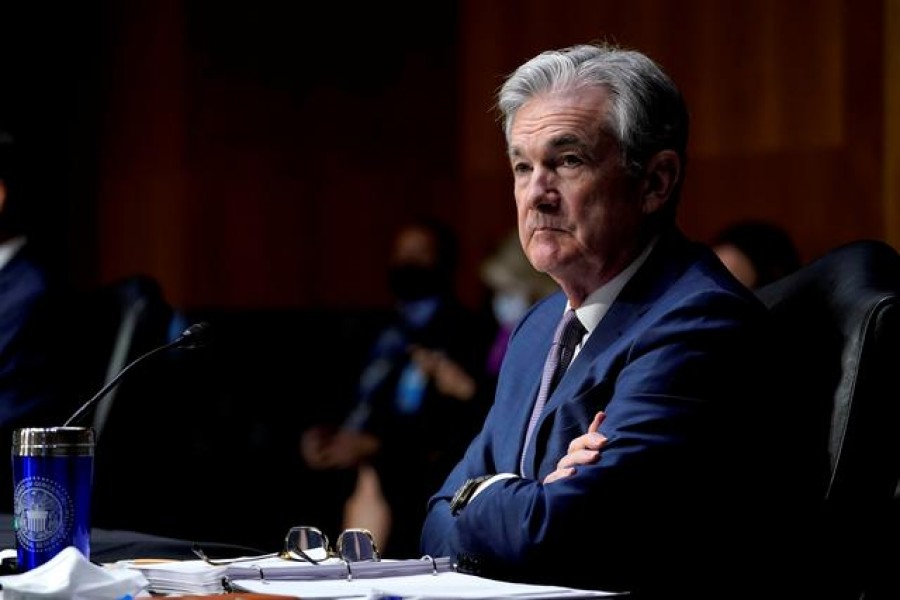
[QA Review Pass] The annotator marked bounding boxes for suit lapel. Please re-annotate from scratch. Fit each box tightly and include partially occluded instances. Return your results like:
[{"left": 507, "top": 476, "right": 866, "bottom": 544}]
[
  {"left": 522, "top": 230, "right": 697, "bottom": 476},
  {"left": 504, "top": 293, "right": 566, "bottom": 475}
]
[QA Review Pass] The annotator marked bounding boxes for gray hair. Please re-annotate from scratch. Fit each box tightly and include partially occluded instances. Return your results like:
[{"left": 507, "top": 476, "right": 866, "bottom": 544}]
[{"left": 496, "top": 43, "right": 689, "bottom": 181}]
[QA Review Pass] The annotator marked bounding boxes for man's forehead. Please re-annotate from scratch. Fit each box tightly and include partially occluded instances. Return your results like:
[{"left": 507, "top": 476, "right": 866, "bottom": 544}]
[{"left": 509, "top": 88, "right": 611, "bottom": 150}]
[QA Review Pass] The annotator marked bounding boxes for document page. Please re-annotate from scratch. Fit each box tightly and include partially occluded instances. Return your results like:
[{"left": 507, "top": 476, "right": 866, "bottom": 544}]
[{"left": 231, "top": 571, "right": 625, "bottom": 599}]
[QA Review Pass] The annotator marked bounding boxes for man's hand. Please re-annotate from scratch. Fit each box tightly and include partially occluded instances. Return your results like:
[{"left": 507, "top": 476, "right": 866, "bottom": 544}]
[{"left": 543, "top": 411, "right": 607, "bottom": 484}]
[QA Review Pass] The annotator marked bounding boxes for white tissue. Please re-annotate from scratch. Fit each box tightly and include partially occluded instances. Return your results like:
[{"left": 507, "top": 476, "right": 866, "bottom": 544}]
[{"left": 0, "top": 546, "right": 149, "bottom": 600}]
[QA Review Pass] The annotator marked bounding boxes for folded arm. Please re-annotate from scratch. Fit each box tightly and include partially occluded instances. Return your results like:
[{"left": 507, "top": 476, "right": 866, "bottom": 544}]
[{"left": 420, "top": 294, "right": 769, "bottom": 589}]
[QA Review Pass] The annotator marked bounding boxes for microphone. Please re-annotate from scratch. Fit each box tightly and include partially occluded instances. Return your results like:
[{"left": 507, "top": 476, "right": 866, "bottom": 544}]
[
  {"left": 63, "top": 321, "right": 211, "bottom": 427},
  {"left": 172, "top": 321, "right": 210, "bottom": 349}
]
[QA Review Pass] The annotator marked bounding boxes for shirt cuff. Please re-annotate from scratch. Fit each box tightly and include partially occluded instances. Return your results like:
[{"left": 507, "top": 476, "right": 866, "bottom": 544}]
[{"left": 470, "top": 472, "right": 518, "bottom": 502}]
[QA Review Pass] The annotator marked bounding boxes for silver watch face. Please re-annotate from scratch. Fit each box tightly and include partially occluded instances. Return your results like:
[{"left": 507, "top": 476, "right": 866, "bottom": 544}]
[{"left": 450, "top": 476, "right": 491, "bottom": 515}]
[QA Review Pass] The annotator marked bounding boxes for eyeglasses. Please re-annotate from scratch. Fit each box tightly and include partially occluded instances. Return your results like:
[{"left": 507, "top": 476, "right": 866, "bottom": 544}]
[
  {"left": 282, "top": 526, "right": 379, "bottom": 564},
  {"left": 193, "top": 525, "right": 379, "bottom": 566}
]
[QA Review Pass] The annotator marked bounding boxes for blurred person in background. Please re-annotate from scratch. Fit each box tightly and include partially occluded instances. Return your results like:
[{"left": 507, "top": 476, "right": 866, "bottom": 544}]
[
  {"left": 480, "top": 230, "right": 558, "bottom": 382},
  {"left": 711, "top": 219, "right": 801, "bottom": 289},
  {"left": 0, "top": 128, "right": 61, "bottom": 429},
  {"left": 0, "top": 127, "right": 65, "bottom": 510},
  {"left": 300, "top": 217, "right": 494, "bottom": 558}
]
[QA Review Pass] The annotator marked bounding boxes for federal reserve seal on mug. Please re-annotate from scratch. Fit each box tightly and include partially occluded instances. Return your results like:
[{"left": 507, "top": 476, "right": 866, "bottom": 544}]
[
  {"left": 11, "top": 426, "right": 95, "bottom": 571},
  {"left": 14, "top": 475, "right": 73, "bottom": 552}
]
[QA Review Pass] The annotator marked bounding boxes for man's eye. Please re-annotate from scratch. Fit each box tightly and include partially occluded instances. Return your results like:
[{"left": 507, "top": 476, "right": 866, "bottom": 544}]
[
  {"left": 512, "top": 162, "right": 532, "bottom": 175},
  {"left": 560, "top": 154, "right": 583, "bottom": 167}
]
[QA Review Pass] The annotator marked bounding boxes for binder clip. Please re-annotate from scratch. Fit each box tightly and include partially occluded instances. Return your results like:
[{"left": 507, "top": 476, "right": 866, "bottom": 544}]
[
  {"left": 343, "top": 558, "right": 353, "bottom": 582},
  {"left": 421, "top": 554, "right": 439, "bottom": 575},
  {"left": 251, "top": 564, "right": 267, "bottom": 583}
]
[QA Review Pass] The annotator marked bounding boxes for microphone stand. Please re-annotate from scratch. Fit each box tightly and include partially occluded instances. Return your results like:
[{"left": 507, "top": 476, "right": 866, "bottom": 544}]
[{"left": 63, "top": 323, "right": 209, "bottom": 427}]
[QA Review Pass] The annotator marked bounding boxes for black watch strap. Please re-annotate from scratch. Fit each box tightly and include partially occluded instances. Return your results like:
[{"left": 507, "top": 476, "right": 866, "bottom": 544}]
[{"left": 449, "top": 475, "right": 493, "bottom": 516}]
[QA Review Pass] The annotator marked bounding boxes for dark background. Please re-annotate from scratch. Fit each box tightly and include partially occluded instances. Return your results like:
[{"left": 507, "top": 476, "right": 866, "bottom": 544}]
[
  {"left": 0, "top": 0, "right": 896, "bottom": 552},
  {"left": 0, "top": 1, "right": 895, "bottom": 312}
]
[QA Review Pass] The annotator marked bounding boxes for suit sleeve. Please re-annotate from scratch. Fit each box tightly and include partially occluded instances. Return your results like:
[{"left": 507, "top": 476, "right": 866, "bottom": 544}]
[{"left": 419, "top": 394, "right": 508, "bottom": 557}]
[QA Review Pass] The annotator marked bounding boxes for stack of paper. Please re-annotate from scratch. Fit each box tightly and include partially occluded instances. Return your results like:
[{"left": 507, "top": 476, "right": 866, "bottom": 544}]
[
  {"left": 114, "top": 559, "right": 227, "bottom": 595},
  {"left": 115, "top": 555, "right": 627, "bottom": 599}
]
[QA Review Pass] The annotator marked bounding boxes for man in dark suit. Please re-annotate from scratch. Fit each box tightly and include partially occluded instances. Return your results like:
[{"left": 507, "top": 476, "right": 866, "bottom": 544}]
[
  {"left": 0, "top": 129, "right": 59, "bottom": 430},
  {"left": 420, "top": 44, "right": 815, "bottom": 599},
  {"left": 0, "top": 128, "right": 65, "bottom": 511}
]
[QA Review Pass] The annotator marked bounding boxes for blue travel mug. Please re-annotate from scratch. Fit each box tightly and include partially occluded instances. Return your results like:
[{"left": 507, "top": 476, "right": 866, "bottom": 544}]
[{"left": 11, "top": 427, "right": 95, "bottom": 571}]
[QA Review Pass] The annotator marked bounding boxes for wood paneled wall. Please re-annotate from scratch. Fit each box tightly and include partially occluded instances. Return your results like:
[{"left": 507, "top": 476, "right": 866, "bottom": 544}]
[
  {"left": 89, "top": 2, "right": 463, "bottom": 309},
  {"left": 887, "top": 0, "right": 900, "bottom": 243},
  {"left": 82, "top": 0, "right": 893, "bottom": 310},
  {"left": 456, "top": 0, "right": 892, "bottom": 277}
]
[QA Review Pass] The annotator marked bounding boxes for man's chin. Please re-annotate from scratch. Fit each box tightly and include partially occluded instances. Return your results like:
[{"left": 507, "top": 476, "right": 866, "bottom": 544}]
[{"left": 525, "top": 246, "right": 561, "bottom": 275}]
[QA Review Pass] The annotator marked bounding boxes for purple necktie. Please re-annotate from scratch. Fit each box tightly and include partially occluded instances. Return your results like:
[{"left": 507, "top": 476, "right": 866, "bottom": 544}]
[{"left": 520, "top": 308, "right": 586, "bottom": 475}]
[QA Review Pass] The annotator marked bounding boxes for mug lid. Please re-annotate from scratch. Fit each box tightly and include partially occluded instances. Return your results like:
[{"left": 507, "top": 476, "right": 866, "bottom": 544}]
[{"left": 12, "top": 427, "right": 96, "bottom": 454}]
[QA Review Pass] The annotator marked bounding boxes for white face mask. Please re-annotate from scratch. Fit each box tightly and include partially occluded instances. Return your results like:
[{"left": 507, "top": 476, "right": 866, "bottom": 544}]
[
  {"left": 492, "top": 291, "right": 530, "bottom": 327},
  {"left": 0, "top": 546, "right": 148, "bottom": 600}
]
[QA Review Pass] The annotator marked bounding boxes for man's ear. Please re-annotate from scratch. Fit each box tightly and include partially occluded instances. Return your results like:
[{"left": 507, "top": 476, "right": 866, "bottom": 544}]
[{"left": 639, "top": 150, "right": 680, "bottom": 215}]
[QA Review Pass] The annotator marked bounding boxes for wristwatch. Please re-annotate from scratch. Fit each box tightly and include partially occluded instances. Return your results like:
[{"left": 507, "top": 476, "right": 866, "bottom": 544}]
[{"left": 449, "top": 475, "right": 493, "bottom": 515}]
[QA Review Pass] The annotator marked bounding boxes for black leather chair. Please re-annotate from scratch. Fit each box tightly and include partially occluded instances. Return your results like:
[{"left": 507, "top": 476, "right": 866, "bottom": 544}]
[
  {"left": 756, "top": 239, "right": 900, "bottom": 600},
  {"left": 57, "top": 275, "right": 199, "bottom": 536},
  {"left": 58, "top": 274, "right": 179, "bottom": 431},
  {"left": 85, "top": 275, "right": 180, "bottom": 439}
]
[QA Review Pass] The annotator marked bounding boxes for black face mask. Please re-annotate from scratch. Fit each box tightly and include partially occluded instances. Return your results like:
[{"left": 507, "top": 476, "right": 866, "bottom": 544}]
[{"left": 387, "top": 264, "right": 446, "bottom": 301}]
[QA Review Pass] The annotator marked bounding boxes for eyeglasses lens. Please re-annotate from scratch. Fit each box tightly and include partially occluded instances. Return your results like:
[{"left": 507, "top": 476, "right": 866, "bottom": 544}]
[
  {"left": 285, "top": 526, "right": 330, "bottom": 562},
  {"left": 337, "top": 529, "right": 379, "bottom": 562}
]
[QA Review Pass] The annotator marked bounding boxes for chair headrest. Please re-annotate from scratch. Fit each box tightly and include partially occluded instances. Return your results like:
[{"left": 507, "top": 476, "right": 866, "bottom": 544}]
[{"left": 755, "top": 239, "right": 900, "bottom": 501}]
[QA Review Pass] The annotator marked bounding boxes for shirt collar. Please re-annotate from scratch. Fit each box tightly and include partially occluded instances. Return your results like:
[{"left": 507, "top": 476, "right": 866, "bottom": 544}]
[
  {"left": 0, "top": 235, "right": 27, "bottom": 272},
  {"left": 570, "top": 237, "right": 658, "bottom": 335}
]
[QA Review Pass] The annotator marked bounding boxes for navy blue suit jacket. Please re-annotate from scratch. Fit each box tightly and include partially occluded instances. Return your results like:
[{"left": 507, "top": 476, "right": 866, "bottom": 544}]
[
  {"left": 421, "top": 229, "right": 815, "bottom": 597},
  {"left": 0, "top": 243, "right": 59, "bottom": 428}
]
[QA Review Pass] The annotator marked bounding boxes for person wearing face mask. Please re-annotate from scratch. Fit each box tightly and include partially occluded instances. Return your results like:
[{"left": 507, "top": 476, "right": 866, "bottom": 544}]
[
  {"left": 300, "top": 217, "right": 493, "bottom": 559},
  {"left": 481, "top": 231, "right": 558, "bottom": 380}
]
